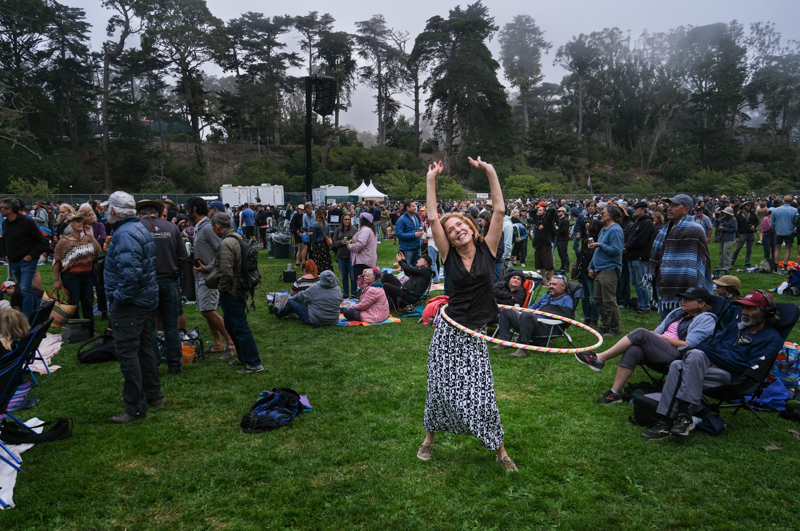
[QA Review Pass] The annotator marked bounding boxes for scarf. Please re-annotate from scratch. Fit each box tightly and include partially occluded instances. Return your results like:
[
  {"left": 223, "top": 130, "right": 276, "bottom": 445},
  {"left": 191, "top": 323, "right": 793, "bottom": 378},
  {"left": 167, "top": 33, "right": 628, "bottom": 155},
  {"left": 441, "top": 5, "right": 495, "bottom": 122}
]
[{"left": 647, "top": 214, "right": 713, "bottom": 312}]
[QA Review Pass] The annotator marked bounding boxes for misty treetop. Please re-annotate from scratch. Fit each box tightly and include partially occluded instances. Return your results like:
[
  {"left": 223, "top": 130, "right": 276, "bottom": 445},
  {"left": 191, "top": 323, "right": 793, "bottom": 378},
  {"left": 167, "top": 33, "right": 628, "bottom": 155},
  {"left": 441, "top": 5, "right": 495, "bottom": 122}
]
[{"left": 1, "top": 0, "right": 798, "bottom": 198}]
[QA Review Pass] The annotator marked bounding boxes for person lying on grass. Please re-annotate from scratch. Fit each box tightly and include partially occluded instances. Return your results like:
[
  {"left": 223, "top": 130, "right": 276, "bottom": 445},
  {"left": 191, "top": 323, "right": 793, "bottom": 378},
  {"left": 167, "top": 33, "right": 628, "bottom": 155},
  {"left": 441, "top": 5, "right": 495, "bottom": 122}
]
[
  {"left": 342, "top": 268, "right": 390, "bottom": 323},
  {"left": 269, "top": 270, "right": 343, "bottom": 328},
  {"left": 575, "top": 287, "right": 717, "bottom": 404}
]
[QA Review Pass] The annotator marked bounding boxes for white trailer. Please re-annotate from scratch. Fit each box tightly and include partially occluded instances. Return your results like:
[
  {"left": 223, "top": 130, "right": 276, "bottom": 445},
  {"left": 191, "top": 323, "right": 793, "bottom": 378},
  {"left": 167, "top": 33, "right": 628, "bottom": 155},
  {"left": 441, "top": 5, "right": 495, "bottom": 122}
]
[
  {"left": 312, "top": 184, "right": 350, "bottom": 206},
  {"left": 220, "top": 185, "right": 250, "bottom": 207},
  {"left": 221, "top": 184, "right": 285, "bottom": 206}
]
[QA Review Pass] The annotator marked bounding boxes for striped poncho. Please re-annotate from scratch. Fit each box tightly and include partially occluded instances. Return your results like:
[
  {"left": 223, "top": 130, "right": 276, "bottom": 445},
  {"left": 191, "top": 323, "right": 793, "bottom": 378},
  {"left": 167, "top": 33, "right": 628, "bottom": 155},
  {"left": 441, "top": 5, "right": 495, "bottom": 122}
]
[{"left": 647, "top": 214, "right": 713, "bottom": 313}]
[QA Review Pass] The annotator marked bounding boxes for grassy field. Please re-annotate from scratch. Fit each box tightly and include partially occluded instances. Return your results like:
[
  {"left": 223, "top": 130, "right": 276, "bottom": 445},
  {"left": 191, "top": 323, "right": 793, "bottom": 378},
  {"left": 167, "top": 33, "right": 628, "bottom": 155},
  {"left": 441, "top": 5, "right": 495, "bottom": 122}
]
[{"left": 1, "top": 238, "right": 799, "bottom": 530}]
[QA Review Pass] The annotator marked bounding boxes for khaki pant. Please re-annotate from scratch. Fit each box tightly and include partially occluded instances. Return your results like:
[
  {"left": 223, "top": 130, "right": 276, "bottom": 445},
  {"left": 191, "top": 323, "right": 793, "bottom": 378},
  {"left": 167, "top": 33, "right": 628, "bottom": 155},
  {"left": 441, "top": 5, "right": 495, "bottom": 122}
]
[{"left": 593, "top": 269, "right": 621, "bottom": 334}]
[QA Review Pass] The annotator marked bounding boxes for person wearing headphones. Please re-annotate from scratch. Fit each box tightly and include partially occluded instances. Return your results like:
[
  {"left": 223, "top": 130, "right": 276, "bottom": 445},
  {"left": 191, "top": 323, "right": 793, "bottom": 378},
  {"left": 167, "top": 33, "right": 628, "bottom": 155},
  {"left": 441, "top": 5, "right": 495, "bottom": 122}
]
[{"left": 642, "top": 290, "right": 784, "bottom": 439}]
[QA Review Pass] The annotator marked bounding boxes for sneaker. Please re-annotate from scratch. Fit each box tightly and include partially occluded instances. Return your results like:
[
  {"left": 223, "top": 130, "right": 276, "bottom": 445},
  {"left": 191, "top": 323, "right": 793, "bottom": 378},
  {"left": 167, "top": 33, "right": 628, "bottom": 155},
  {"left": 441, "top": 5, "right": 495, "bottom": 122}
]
[
  {"left": 219, "top": 346, "right": 237, "bottom": 360},
  {"left": 417, "top": 442, "right": 434, "bottom": 461},
  {"left": 669, "top": 413, "right": 695, "bottom": 436},
  {"left": 642, "top": 421, "right": 672, "bottom": 439},
  {"left": 520, "top": 263, "right": 525, "bottom": 268},
  {"left": 107, "top": 411, "right": 147, "bottom": 424},
  {"left": 148, "top": 398, "right": 165, "bottom": 408},
  {"left": 497, "top": 455, "right": 519, "bottom": 472},
  {"left": 237, "top": 365, "right": 264, "bottom": 375},
  {"left": 228, "top": 359, "right": 245, "bottom": 366},
  {"left": 204, "top": 344, "right": 225, "bottom": 354},
  {"left": 575, "top": 351, "right": 605, "bottom": 371},
  {"left": 509, "top": 348, "right": 529, "bottom": 358},
  {"left": 596, "top": 389, "right": 623, "bottom": 404},
  {"left": 491, "top": 344, "right": 510, "bottom": 351},
  {"left": 168, "top": 366, "right": 181, "bottom": 376}
]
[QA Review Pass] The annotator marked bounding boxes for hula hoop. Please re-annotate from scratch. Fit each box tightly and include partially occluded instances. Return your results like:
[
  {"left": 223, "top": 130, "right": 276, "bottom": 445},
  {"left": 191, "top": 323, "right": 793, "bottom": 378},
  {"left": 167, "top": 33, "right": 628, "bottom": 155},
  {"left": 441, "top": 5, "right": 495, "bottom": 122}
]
[{"left": 439, "top": 304, "right": 603, "bottom": 354}]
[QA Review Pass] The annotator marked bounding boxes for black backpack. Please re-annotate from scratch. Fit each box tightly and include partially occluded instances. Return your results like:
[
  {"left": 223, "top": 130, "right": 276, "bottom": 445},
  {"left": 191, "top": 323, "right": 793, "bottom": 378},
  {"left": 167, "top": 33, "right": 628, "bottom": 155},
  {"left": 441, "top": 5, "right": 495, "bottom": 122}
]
[
  {"left": 240, "top": 387, "right": 304, "bottom": 434},
  {"left": 0, "top": 417, "right": 73, "bottom": 444},
  {"left": 77, "top": 330, "right": 117, "bottom": 364},
  {"left": 224, "top": 234, "right": 262, "bottom": 308}
]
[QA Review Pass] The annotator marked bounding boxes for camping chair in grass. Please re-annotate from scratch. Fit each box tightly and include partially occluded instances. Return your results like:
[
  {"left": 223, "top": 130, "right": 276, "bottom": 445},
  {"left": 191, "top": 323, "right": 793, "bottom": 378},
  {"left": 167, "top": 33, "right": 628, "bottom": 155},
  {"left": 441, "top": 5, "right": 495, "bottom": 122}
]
[
  {"left": 21, "top": 318, "right": 54, "bottom": 386},
  {"left": 26, "top": 300, "right": 55, "bottom": 379},
  {"left": 701, "top": 302, "right": 800, "bottom": 428},
  {"left": 641, "top": 295, "right": 733, "bottom": 383},
  {"left": 487, "top": 273, "right": 543, "bottom": 338},
  {"left": 0, "top": 322, "right": 50, "bottom": 472}
]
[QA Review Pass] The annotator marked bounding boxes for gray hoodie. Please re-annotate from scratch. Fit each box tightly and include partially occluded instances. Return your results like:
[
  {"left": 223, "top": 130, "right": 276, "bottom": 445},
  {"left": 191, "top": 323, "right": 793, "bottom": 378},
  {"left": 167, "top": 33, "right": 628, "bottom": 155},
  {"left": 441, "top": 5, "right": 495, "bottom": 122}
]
[{"left": 289, "top": 270, "right": 343, "bottom": 326}]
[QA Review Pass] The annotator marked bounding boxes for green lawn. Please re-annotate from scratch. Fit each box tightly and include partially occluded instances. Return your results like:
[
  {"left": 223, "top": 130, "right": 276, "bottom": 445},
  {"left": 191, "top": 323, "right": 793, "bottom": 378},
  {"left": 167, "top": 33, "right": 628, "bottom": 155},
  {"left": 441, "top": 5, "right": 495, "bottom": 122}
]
[{"left": 1, "top": 239, "right": 799, "bottom": 530}]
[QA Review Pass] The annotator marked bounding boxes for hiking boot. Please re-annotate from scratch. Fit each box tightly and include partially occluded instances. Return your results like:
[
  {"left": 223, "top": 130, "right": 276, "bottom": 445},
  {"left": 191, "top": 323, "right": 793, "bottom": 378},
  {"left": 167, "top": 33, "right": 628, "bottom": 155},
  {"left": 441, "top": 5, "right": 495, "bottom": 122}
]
[
  {"left": 237, "top": 365, "right": 264, "bottom": 375},
  {"left": 669, "top": 414, "right": 695, "bottom": 436},
  {"left": 168, "top": 365, "right": 181, "bottom": 376},
  {"left": 497, "top": 455, "right": 518, "bottom": 472},
  {"left": 583, "top": 318, "right": 593, "bottom": 326},
  {"left": 597, "top": 326, "right": 610, "bottom": 335},
  {"left": 204, "top": 344, "right": 225, "bottom": 355},
  {"left": 417, "top": 442, "right": 434, "bottom": 461},
  {"left": 228, "top": 359, "right": 245, "bottom": 366},
  {"left": 641, "top": 421, "right": 672, "bottom": 439},
  {"left": 575, "top": 351, "right": 605, "bottom": 372},
  {"left": 107, "top": 411, "right": 146, "bottom": 424},
  {"left": 635, "top": 308, "right": 651, "bottom": 315},
  {"left": 219, "top": 346, "right": 237, "bottom": 360},
  {"left": 596, "top": 389, "right": 623, "bottom": 404},
  {"left": 148, "top": 398, "right": 165, "bottom": 408},
  {"left": 491, "top": 344, "right": 511, "bottom": 351},
  {"left": 603, "top": 331, "right": 621, "bottom": 338},
  {"left": 509, "top": 348, "right": 529, "bottom": 358}
]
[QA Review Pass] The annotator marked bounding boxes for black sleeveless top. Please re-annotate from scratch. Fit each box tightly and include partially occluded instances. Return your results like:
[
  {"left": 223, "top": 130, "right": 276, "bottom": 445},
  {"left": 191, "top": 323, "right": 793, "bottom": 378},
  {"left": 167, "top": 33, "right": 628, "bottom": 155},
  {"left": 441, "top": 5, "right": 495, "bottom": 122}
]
[{"left": 443, "top": 240, "right": 500, "bottom": 329}]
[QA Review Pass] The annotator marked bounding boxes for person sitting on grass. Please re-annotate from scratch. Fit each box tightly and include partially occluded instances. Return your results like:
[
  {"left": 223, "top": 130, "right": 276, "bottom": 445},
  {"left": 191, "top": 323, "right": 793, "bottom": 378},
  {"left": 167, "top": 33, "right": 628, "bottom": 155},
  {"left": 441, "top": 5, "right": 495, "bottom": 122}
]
[
  {"left": 712, "top": 275, "right": 743, "bottom": 329},
  {"left": 269, "top": 270, "right": 342, "bottom": 328},
  {"left": 642, "top": 290, "right": 783, "bottom": 439},
  {"left": 342, "top": 268, "right": 390, "bottom": 323},
  {"left": 493, "top": 269, "right": 527, "bottom": 307},
  {"left": 381, "top": 253, "right": 434, "bottom": 311},
  {"left": 291, "top": 260, "right": 319, "bottom": 296},
  {"left": 492, "top": 274, "right": 574, "bottom": 358},
  {"left": 575, "top": 287, "right": 717, "bottom": 404}
]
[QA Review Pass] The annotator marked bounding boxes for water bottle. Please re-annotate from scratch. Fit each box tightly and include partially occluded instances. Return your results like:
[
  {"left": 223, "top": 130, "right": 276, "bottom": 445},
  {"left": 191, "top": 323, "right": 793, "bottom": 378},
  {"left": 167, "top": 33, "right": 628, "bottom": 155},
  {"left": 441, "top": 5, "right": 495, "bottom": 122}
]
[{"left": 287, "top": 263, "right": 292, "bottom": 270}]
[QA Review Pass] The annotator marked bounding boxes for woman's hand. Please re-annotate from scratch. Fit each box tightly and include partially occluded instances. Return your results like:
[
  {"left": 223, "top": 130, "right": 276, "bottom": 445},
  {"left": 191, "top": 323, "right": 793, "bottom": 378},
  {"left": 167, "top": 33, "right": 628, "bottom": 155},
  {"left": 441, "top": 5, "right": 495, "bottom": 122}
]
[
  {"left": 426, "top": 161, "right": 443, "bottom": 180},
  {"left": 467, "top": 156, "right": 493, "bottom": 173}
]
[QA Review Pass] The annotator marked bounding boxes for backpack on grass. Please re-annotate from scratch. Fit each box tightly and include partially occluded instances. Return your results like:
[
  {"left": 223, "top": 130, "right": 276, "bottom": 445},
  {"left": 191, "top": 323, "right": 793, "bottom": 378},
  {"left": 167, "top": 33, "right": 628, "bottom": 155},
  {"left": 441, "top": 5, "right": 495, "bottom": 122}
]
[
  {"left": 240, "top": 387, "right": 304, "bottom": 434},
  {"left": 223, "top": 234, "right": 262, "bottom": 309},
  {"left": 77, "top": 330, "right": 116, "bottom": 364},
  {"left": 0, "top": 417, "right": 73, "bottom": 444}
]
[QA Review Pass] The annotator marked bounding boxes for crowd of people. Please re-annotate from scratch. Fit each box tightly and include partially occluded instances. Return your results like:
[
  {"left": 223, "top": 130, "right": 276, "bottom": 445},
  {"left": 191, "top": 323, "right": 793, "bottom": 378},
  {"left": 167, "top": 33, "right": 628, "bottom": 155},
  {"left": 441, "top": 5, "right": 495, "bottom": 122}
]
[{"left": 0, "top": 184, "right": 796, "bottom": 468}]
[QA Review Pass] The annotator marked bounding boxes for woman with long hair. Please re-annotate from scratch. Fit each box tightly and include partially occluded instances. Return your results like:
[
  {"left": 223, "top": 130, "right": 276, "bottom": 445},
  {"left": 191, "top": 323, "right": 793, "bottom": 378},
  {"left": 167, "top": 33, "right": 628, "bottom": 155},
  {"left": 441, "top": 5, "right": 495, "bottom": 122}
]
[
  {"left": 418, "top": 157, "right": 517, "bottom": 472},
  {"left": 309, "top": 209, "right": 334, "bottom": 273},
  {"left": 53, "top": 214, "right": 102, "bottom": 336},
  {"left": 348, "top": 213, "right": 378, "bottom": 278},
  {"left": 0, "top": 308, "right": 30, "bottom": 353},
  {"left": 333, "top": 214, "right": 358, "bottom": 297}
]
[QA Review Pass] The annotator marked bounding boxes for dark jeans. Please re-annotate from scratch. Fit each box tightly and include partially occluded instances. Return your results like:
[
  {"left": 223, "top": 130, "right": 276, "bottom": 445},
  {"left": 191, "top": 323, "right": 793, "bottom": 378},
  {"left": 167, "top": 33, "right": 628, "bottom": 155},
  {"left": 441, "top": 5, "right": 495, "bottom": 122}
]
[
  {"left": 9, "top": 258, "right": 39, "bottom": 319},
  {"left": 497, "top": 308, "right": 548, "bottom": 345},
  {"left": 382, "top": 273, "right": 417, "bottom": 309},
  {"left": 578, "top": 270, "right": 599, "bottom": 321},
  {"left": 111, "top": 303, "right": 162, "bottom": 416},
  {"left": 278, "top": 297, "right": 313, "bottom": 325},
  {"left": 556, "top": 240, "right": 570, "bottom": 271},
  {"left": 219, "top": 292, "right": 262, "bottom": 368},
  {"left": 616, "top": 260, "right": 631, "bottom": 308},
  {"left": 93, "top": 265, "right": 107, "bottom": 313},
  {"left": 151, "top": 277, "right": 181, "bottom": 368},
  {"left": 342, "top": 307, "right": 361, "bottom": 321},
  {"left": 731, "top": 233, "right": 755, "bottom": 266},
  {"left": 763, "top": 231, "right": 775, "bottom": 260},
  {"left": 401, "top": 247, "right": 420, "bottom": 266},
  {"left": 338, "top": 257, "right": 357, "bottom": 297},
  {"left": 61, "top": 273, "right": 94, "bottom": 333}
]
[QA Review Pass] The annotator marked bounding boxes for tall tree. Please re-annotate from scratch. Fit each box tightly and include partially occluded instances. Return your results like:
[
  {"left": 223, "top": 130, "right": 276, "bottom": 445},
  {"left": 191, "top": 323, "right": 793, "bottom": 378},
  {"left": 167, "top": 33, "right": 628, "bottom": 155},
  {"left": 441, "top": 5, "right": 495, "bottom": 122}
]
[
  {"left": 317, "top": 30, "right": 358, "bottom": 164},
  {"left": 356, "top": 15, "right": 400, "bottom": 146},
  {"left": 415, "top": 2, "right": 512, "bottom": 175},
  {"left": 555, "top": 34, "right": 601, "bottom": 141},
  {"left": 294, "top": 11, "right": 334, "bottom": 76},
  {"left": 498, "top": 15, "right": 551, "bottom": 131},
  {"left": 143, "top": 0, "right": 222, "bottom": 177},
  {"left": 394, "top": 30, "right": 427, "bottom": 156}
]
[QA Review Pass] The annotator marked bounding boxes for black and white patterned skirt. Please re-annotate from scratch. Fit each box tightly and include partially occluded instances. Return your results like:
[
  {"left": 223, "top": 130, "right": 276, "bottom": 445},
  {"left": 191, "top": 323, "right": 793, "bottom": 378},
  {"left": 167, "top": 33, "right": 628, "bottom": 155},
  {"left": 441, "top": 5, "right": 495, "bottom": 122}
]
[{"left": 423, "top": 314, "right": 504, "bottom": 451}]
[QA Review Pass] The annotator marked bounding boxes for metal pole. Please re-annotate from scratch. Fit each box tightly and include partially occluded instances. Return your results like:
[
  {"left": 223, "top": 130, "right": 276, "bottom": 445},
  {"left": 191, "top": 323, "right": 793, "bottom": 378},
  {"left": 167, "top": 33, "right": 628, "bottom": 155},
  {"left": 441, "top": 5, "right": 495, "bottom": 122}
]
[{"left": 305, "top": 76, "right": 313, "bottom": 199}]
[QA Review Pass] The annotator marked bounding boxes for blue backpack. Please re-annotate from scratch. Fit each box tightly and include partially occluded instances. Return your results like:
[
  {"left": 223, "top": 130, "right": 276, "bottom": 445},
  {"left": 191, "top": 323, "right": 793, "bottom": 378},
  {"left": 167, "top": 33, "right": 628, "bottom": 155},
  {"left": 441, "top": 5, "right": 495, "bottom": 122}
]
[{"left": 241, "top": 387, "right": 305, "bottom": 434}]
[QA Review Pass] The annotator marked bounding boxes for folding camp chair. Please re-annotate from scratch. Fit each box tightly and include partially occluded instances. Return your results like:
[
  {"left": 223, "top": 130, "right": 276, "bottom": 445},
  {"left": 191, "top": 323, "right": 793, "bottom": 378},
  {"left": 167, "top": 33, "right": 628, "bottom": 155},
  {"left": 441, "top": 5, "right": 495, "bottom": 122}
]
[
  {"left": 26, "top": 300, "right": 55, "bottom": 379},
  {"left": 530, "top": 280, "right": 583, "bottom": 350},
  {"left": 701, "top": 302, "right": 800, "bottom": 428},
  {"left": 21, "top": 318, "right": 54, "bottom": 386},
  {"left": 0, "top": 322, "right": 49, "bottom": 472}
]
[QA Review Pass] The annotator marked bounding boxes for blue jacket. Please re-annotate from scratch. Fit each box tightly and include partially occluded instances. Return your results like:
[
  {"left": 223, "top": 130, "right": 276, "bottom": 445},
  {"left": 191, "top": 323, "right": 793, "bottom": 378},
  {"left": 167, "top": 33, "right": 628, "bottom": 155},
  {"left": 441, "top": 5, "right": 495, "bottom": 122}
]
[
  {"left": 771, "top": 204, "right": 798, "bottom": 236},
  {"left": 699, "top": 322, "right": 783, "bottom": 379},
  {"left": 104, "top": 216, "right": 158, "bottom": 310},
  {"left": 588, "top": 222, "right": 624, "bottom": 273},
  {"left": 395, "top": 212, "right": 421, "bottom": 251}
]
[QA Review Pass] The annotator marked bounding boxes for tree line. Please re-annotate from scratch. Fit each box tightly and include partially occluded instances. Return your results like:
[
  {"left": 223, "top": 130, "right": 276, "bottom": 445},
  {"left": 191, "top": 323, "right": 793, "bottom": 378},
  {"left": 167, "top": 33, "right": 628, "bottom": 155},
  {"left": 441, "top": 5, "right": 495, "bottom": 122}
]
[{"left": 1, "top": 0, "right": 799, "bottom": 198}]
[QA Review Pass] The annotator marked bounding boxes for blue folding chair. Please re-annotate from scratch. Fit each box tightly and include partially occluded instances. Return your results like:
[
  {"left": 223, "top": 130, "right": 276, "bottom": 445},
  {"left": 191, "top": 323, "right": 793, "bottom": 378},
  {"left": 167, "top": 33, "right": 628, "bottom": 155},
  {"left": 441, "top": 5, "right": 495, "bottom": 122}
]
[
  {"left": 0, "top": 322, "right": 49, "bottom": 472},
  {"left": 24, "top": 301, "right": 55, "bottom": 382}
]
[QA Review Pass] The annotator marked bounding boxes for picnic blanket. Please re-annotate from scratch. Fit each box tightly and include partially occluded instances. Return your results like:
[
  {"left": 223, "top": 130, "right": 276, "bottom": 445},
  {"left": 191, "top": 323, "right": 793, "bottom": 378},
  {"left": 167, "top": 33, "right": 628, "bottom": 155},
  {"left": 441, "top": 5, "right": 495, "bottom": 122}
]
[
  {"left": 397, "top": 305, "right": 425, "bottom": 318},
  {"left": 0, "top": 382, "right": 34, "bottom": 423},
  {"left": 28, "top": 333, "right": 62, "bottom": 375},
  {"left": 0, "top": 417, "right": 44, "bottom": 509},
  {"left": 337, "top": 314, "right": 402, "bottom": 326}
]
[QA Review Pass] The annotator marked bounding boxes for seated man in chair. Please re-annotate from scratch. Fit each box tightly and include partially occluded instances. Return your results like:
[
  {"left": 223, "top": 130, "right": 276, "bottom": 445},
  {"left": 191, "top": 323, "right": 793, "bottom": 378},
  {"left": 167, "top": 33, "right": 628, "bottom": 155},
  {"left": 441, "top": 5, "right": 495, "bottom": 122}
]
[
  {"left": 381, "top": 253, "right": 433, "bottom": 311},
  {"left": 642, "top": 290, "right": 783, "bottom": 439},
  {"left": 492, "top": 274, "right": 574, "bottom": 358}
]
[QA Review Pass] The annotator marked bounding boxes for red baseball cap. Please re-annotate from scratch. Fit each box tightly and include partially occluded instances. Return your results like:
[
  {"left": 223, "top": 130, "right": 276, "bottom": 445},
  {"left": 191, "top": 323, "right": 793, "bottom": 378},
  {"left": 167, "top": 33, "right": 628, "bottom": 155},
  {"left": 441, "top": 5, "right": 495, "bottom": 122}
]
[{"left": 732, "top": 290, "right": 774, "bottom": 308}]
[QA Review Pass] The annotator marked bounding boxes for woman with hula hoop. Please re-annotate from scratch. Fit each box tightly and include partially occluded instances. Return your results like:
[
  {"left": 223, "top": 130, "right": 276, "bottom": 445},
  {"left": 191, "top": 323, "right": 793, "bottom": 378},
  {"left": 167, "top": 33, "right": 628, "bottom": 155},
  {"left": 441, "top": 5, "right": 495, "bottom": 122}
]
[{"left": 417, "top": 157, "right": 517, "bottom": 472}]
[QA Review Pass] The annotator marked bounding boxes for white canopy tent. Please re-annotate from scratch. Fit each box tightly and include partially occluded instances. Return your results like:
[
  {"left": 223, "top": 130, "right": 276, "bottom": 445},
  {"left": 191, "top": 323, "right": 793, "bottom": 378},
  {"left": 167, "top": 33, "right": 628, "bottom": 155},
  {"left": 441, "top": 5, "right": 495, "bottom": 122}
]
[
  {"left": 358, "top": 181, "right": 387, "bottom": 201},
  {"left": 350, "top": 181, "right": 368, "bottom": 196}
]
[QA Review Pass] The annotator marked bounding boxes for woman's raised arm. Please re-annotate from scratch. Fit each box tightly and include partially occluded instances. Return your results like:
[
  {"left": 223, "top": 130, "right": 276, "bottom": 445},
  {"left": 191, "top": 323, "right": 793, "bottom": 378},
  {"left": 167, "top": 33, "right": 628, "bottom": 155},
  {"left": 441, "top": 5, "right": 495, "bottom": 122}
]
[
  {"left": 468, "top": 157, "right": 504, "bottom": 254},
  {"left": 426, "top": 161, "right": 450, "bottom": 260}
]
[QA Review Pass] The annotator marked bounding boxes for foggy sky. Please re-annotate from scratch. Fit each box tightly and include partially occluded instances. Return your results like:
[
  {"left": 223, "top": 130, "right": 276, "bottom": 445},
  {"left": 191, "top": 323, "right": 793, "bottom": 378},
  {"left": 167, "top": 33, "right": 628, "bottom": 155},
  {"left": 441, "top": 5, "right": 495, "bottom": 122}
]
[{"left": 69, "top": 0, "right": 800, "bottom": 133}]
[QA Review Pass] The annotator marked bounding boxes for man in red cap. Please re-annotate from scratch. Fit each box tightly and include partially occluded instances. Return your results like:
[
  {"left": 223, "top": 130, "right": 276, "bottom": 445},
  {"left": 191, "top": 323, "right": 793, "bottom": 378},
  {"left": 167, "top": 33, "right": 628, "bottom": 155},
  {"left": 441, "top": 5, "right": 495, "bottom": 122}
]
[{"left": 642, "top": 290, "right": 783, "bottom": 439}]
